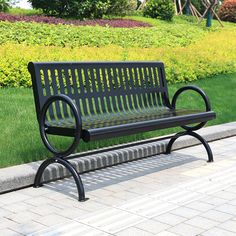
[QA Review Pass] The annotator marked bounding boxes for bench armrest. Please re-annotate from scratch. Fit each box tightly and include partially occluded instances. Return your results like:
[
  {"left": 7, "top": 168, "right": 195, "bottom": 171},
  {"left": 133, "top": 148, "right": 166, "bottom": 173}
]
[
  {"left": 39, "top": 94, "right": 82, "bottom": 156},
  {"left": 171, "top": 85, "right": 211, "bottom": 111}
]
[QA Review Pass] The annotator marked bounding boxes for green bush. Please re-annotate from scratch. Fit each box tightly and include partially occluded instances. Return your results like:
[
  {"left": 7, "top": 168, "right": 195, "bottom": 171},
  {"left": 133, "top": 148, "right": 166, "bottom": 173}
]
[
  {"left": 28, "top": 0, "right": 135, "bottom": 19},
  {"left": 0, "top": 0, "right": 9, "bottom": 12},
  {"left": 28, "top": 0, "right": 108, "bottom": 19},
  {"left": 143, "top": 0, "right": 175, "bottom": 21}
]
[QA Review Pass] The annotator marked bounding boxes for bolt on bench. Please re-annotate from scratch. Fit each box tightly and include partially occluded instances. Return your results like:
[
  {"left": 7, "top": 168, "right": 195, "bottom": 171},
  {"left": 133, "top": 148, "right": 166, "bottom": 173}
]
[{"left": 28, "top": 61, "right": 216, "bottom": 201}]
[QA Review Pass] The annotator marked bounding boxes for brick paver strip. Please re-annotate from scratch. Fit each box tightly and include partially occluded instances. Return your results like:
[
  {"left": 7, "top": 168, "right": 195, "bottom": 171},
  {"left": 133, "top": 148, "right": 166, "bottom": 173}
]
[{"left": 0, "top": 128, "right": 236, "bottom": 235}]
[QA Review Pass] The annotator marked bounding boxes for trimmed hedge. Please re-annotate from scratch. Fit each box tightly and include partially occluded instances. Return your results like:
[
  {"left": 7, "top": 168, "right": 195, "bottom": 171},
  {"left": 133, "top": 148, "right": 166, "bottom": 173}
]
[{"left": 0, "top": 30, "right": 235, "bottom": 87}]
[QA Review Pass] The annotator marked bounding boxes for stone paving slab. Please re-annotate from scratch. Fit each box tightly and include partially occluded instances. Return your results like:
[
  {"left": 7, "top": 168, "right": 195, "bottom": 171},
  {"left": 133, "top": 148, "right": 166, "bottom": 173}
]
[
  {"left": 1, "top": 122, "right": 236, "bottom": 194},
  {"left": 0, "top": 136, "right": 236, "bottom": 235}
]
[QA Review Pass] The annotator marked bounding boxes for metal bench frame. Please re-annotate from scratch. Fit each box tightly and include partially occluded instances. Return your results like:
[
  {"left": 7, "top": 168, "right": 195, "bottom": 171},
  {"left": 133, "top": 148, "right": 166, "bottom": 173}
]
[{"left": 28, "top": 61, "right": 216, "bottom": 201}]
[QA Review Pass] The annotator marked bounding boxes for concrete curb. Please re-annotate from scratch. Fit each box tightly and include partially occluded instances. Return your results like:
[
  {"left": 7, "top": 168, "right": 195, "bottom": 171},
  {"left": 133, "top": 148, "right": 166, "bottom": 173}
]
[{"left": 1, "top": 122, "right": 236, "bottom": 194}]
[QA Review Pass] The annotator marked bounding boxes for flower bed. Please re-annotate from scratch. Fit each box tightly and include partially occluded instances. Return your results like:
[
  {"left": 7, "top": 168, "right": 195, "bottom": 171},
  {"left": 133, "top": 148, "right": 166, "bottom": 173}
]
[{"left": 0, "top": 13, "right": 151, "bottom": 28}]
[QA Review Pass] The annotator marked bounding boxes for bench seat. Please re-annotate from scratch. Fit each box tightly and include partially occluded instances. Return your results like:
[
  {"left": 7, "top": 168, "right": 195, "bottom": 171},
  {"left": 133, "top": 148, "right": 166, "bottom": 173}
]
[{"left": 46, "top": 108, "right": 215, "bottom": 141}]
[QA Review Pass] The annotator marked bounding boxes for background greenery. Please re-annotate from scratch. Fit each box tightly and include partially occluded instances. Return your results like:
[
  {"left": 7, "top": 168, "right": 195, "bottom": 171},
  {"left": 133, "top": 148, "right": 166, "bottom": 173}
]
[
  {"left": 0, "top": 16, "right": 235, "bottom": 88},
  {"left": 0, "top": 6, "right": 235, "bottom": 167}
]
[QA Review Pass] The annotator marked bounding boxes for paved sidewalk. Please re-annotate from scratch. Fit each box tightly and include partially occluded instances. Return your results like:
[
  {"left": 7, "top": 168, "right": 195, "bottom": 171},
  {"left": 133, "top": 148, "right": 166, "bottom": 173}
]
[{"left": 0, "top": 136, "right": 236, "bottom": 236}]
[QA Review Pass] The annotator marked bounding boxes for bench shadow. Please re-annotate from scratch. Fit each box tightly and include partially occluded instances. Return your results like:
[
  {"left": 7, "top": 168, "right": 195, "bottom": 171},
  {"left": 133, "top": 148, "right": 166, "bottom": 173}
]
[{"left": 43, "top": 152, "right": 203, "bottom": 200}]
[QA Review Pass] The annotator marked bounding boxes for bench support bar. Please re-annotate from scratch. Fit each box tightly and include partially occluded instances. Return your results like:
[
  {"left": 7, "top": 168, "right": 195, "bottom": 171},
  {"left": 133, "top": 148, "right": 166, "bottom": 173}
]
[
  {"left": 166, "top": 131, "right": 214, "bottom": 162},
  {"left": 34, "top": 157, "right": 86, "bottom": 201}
]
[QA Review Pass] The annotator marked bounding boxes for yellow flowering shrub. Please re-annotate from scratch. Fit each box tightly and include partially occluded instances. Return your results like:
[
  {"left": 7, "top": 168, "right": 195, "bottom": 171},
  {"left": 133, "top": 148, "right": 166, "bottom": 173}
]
[{"left": 0, "top": 30, "right": 235, "bottom": 87}]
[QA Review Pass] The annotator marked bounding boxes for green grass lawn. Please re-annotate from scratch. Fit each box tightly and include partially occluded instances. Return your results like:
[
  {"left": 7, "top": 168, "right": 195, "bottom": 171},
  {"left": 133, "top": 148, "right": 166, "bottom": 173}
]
[{"left": 0, "top": 73, "right": 235, "bottom": 168}]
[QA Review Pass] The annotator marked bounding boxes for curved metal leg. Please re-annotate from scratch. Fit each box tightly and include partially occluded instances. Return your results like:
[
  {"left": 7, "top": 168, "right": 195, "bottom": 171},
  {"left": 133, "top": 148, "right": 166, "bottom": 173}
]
[
  {"left": 166, "top": 131, "right": 214, "bottom": 163},
  {"left": 188, "top": 131, "right": 214, "bottom": 163},
  {"left": 34, "top": 157, "right": 87, "bottom": 201},
  {"left": 34, "top": 158, "right": 55, "bottom": 188},
  {"left": 166, "top": 131, "right": 187, "bottom": 154}
]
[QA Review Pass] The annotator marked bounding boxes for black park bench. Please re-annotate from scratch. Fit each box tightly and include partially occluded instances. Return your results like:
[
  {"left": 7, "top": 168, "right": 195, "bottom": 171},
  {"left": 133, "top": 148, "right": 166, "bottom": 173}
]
[{"left": 28, "top": 61, "right": 216, "bottom": 201}]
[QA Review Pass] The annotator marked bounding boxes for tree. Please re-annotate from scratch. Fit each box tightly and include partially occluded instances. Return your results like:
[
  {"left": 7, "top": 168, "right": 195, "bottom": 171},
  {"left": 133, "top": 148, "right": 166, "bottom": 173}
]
[
  {"left": 0, "top": 0, "right": 20, "bottom": 12},
  {"left": 0, "top": 0, "right": 10, "bottom": 12}
]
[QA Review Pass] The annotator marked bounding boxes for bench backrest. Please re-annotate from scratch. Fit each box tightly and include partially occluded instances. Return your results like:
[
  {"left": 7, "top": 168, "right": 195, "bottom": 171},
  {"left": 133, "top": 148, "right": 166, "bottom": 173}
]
[{"left": 28, "top": 62, "right": 170, "bottom": 122}]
